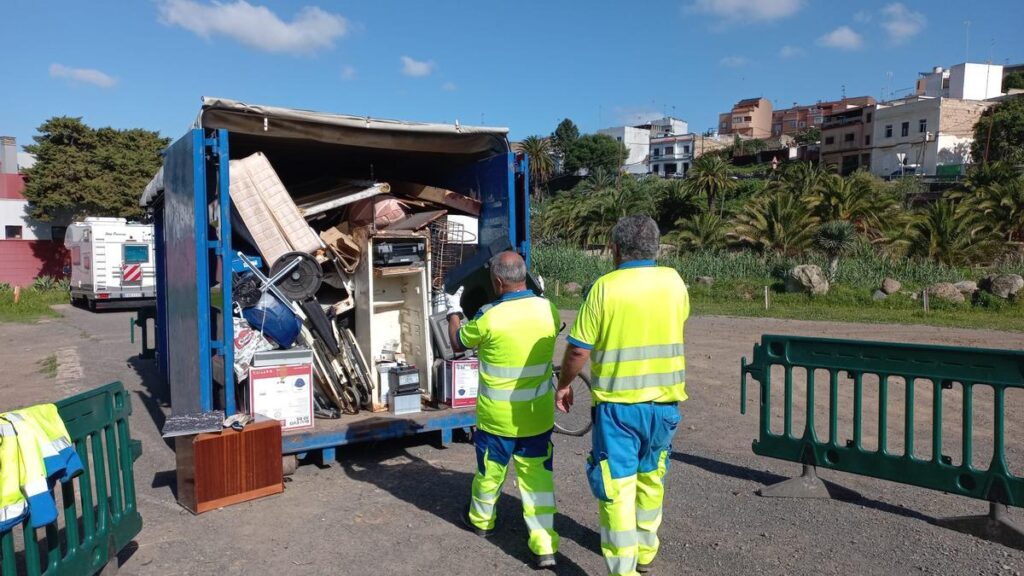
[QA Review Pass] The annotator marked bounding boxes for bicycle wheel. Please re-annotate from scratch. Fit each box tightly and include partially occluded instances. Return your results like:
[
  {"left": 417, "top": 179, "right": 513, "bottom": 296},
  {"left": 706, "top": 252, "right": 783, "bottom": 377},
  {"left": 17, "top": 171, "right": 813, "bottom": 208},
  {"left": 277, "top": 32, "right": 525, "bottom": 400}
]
[{"left": 552, "top": 368, "right": 593, "bottom": 436}]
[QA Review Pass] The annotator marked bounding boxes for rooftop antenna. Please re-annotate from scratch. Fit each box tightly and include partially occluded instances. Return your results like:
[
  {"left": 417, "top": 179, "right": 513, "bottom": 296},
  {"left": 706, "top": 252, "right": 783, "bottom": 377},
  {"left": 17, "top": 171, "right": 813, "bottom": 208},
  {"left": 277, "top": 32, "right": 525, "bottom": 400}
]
[
  {"left": 841, "top": 84, "right": 847, "bottom": 99},
  {"left": 964, "top": 20, "right": 971, "bottom": 63}
]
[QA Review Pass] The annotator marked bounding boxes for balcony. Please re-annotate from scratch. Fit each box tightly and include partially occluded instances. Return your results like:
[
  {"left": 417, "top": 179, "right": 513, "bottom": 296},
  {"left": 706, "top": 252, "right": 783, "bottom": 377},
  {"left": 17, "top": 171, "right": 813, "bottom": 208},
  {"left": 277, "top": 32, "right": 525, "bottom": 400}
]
[{"left": 651, "top": 152, "right": 693, "bottom": 162}]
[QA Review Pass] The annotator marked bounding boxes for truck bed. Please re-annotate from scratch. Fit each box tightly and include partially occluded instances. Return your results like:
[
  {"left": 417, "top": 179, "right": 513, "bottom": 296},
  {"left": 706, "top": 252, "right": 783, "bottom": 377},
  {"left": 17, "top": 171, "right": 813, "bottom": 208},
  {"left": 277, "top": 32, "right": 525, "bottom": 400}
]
[{"left": 281, "top": 404, "right": 475, "bottom": 456}]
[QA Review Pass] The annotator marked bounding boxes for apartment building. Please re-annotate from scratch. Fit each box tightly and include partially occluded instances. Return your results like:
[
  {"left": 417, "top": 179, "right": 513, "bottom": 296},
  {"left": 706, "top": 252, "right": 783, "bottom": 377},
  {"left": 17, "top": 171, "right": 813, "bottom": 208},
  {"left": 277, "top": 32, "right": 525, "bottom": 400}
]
[
  {"left": 821, "top": 105, "right": 875, "bottom": 175},
  {"left": 869, "top": 96, "right": 992, "bottom": 177},
  {"left": 650, "top": 133, "right": 695, "bottom": 177},
  {"left": 916, "top": 62, "right": 1003, "bottom": 100},
  {"left": 718, "top": 98, "right": 772, "bottom": 138},
  {"left": 771, "top": 96, "right": 875, "bottom": 138}
]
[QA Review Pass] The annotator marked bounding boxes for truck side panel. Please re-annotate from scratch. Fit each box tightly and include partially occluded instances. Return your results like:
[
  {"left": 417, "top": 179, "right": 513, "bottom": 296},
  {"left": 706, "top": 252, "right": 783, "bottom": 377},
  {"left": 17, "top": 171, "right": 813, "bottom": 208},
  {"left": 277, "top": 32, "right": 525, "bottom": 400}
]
[{"left": 162, "top": 129, "right": 212, "bottom": 415}]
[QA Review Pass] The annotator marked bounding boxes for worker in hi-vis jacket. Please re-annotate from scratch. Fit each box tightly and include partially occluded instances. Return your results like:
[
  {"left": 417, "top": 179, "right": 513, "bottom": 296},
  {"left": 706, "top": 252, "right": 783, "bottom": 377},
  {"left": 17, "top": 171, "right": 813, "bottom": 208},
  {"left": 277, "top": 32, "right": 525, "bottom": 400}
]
[
  {"left": 556, "top": 215, "right": 690, "bottom": 576},
  {"left": 447, "top": 250, "right": 561, "bottom": 570}
]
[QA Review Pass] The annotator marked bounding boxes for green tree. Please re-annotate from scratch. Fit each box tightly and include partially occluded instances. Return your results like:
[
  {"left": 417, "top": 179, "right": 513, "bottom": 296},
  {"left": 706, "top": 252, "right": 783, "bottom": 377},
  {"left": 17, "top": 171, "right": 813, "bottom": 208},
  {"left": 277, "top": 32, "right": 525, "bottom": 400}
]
[
  {"left": 519, "top": 136, "right": 554, "bottom": 196},
  {"left": 971, "top": 94, "right": 1024, "bottom": 165},
  {"left": 551, "top": 118, "right": 580, "bottom": 172},
  {"left": 795, "top": 127, "right": 821, "bottom": 145},
  {"left": 563, "top": 134, "right": 628, "bottom": 175},
  {"left": 684, "top": 155, "right": 736, "bottom": 214},
  {"left": 728, "top": 191, "right": 820, "bottom": 256},
  {"left": 22, "top": 117, "right": 168, "bottom": 221},
  {"left": 815, "top": 220, "right": 857, "bottom": 280},
  {"left": 1002, "top": 71, "right": 1024, "bottom": 92},
  {"left": 775, "top": 162, "right": 827, "bottom": 197}
]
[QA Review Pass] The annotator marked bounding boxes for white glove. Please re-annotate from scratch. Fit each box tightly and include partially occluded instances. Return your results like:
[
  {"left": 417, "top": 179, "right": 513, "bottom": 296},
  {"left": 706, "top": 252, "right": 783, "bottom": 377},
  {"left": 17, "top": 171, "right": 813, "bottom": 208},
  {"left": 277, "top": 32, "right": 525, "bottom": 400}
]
[{"left": 445, "top": 286, "right": 464, "bottom": 317}]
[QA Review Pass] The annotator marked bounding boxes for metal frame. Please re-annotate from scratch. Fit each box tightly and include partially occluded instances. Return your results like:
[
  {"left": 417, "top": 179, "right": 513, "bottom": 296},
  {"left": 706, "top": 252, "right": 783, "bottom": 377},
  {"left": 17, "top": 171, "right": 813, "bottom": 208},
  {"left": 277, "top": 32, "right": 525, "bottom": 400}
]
[{"left": 154, "top": 126, "right": 526, "bottom": 457}]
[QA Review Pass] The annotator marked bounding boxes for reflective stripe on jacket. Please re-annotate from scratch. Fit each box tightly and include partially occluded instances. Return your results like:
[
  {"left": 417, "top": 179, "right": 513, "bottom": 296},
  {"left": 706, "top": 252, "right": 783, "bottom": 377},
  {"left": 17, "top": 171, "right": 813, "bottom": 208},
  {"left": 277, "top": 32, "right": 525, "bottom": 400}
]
[
  {"left": 568, "top": 260, "right": 690, "bottom": 405},
  {"left": 458, "top": 290, "right": 560, "bottom": 437}
]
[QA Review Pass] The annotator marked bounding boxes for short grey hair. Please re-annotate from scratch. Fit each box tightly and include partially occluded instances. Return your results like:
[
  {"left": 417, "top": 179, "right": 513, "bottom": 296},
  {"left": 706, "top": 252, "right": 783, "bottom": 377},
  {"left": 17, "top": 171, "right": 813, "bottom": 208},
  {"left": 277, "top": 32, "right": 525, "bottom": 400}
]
[
  {"left": 489, "top": 251, "right": 527, "bottom": 284},
  {"left": 611, "top": 215, "right": 660, "bottom": 261}
]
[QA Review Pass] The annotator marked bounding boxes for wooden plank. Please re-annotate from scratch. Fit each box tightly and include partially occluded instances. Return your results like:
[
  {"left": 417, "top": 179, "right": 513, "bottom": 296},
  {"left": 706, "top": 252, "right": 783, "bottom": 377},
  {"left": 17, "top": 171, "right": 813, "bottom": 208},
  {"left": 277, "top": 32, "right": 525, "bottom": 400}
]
[{"left": 389, "top": 181, "right": 481, "bottom": 216}]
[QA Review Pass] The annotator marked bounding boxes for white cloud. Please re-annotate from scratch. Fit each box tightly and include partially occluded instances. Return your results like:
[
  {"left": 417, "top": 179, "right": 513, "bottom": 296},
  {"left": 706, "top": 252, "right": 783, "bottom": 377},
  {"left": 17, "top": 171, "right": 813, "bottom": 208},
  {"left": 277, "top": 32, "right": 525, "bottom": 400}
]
[
  {"left": 341, "top": 65, "right": 356, "bottom": 80},
  {"left": 48, "top": 63, "right": 117, "bottom": 88},
  {"left": 853, "top": 10, "right": 872, "bottom": 23},
  {"left": 441, "top": 81, "right": 457, "bottom": 92},
  {"left": 779, "top": 45, "right": 805, "bottom": 58},
  {"left": 880, "top": 3, "right": 926, "bottom": 44},
  {"left": 400, "top": 56, "right": 435, "bottom": 77},
  {"left": 817, "top": 26, "right": 863, "bottom": 50},
  {"left": 719, "top": 55, "right": 748, "bottom": 67},
  {"left": 157, "top": 0, "right": 347, "bottom": 55},
  {"left": 690, "top": 0, "right": 802, "bottom": 24},
  {"left": 17, "top": 152, "right": 36, "bottom": 170}
]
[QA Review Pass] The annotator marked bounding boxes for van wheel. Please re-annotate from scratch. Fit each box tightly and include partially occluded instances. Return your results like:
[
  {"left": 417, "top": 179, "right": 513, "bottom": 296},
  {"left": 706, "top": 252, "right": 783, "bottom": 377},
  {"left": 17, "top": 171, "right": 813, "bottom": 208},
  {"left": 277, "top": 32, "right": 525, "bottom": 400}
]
[{"left": 87, "top": 299, "right": 97, "bottom": 312}]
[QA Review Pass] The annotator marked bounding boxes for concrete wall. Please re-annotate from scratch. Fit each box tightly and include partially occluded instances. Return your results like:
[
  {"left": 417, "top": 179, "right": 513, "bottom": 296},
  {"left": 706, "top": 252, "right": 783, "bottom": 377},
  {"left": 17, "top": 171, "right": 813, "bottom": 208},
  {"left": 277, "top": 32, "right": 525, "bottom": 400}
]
[
  {"left": 598, "top": 126, "right": 651, "bottom": 167},
  {"left": 949, "top": 63, "right": 1003, "bottom": 100},
  {"left": 0, "top": 240, "right": 69, "bottom": 286}
]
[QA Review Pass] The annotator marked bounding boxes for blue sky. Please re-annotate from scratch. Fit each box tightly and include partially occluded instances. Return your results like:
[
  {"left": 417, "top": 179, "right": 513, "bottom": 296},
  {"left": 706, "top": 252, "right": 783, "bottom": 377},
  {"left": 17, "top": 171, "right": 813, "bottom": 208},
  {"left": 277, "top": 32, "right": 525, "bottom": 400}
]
[{"left": 2, "top": 0, "right": 1023, "bottom": 162}]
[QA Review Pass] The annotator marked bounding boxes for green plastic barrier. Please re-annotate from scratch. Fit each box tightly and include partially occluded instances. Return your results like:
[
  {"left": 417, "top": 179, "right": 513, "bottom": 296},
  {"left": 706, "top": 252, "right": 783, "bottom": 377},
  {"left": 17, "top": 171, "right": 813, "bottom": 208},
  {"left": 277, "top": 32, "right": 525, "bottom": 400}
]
[
  {"left": 1, "top": 382, "right": 143, "bottom": 575},
  {"left": 741, "top": 335, "right": 1024, "bottom": 548}
]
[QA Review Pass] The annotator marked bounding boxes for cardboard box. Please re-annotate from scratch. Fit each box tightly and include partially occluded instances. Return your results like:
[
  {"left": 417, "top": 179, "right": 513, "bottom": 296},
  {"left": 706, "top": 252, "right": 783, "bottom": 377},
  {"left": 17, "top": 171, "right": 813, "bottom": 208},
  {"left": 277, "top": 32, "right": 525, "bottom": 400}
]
[
  {"left": 249, "top": 352, "right": 314, "bottom": 432},
  {"left": 450, "top": 358, "right": 478, "bottom": 408}
]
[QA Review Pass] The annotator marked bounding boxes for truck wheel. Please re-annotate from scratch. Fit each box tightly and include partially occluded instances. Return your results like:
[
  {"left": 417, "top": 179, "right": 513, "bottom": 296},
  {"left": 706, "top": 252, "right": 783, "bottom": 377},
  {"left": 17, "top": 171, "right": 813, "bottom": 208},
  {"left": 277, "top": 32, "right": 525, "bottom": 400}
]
[{"left": 88, "top": 299, "right": 97, "bottom": 312}]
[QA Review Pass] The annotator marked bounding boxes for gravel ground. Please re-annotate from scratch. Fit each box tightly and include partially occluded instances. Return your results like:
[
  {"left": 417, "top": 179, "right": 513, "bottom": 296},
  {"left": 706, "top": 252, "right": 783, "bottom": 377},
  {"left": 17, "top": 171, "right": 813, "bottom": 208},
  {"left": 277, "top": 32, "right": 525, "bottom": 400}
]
[{"left": 1, "top": 306, "right": 1022, "bottom": 575}]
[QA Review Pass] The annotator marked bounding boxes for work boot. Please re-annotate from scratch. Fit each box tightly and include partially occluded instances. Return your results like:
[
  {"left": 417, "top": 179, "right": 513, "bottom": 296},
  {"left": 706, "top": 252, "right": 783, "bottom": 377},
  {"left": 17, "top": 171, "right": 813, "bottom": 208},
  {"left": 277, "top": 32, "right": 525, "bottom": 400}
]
[
  {"left": 533, "top": 553, "right": 557, "bottom": 570},
  {"left": 637, "top": 559, "right": 654, "bottom": 573},
  {"left": 461, "top": 506, "right": 495, "bottom": 537}
]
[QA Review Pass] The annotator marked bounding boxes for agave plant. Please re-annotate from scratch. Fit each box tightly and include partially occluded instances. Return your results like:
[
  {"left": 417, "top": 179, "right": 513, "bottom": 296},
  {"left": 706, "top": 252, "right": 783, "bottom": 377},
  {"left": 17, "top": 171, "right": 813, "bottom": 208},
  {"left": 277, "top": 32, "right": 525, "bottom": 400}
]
[{"left": 815, "top": 220, "right": 857, "bottom": 280}]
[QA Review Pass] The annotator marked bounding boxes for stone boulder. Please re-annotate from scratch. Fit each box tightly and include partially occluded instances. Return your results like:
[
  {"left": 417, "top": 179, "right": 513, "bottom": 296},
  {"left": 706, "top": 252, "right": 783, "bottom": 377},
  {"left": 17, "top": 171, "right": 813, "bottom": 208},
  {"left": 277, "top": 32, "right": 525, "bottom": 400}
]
[
  {"left": 982, "top": 274, "right": 1024, "bottom": 299},
  {"left": 785, "top": 265, "right": 829, "bottom": 295},
  {"left": 695, "top": 276, "right": 715, "bottom": 287},
  {"left": 926, "top": 282, "right": 965, "bottom": 304},
  {"left": 881, "top": 278, "right": 902, "bottom": 295},
  {"left": 872, "top": 290, "right": 888, "bottom": 301},
  {"left": 953, "top": 280, "right": 978, "bottom": 296},
  {"left": 563, "top": 282, "right": 582, "bottom": 296}
]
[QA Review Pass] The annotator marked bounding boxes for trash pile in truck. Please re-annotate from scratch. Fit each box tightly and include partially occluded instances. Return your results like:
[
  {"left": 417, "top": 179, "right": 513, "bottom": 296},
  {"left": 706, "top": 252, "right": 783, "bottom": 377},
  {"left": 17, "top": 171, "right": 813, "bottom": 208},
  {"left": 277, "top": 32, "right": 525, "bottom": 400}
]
[{"left": 225, "top": 151, "right": 479, "bottom": 428}]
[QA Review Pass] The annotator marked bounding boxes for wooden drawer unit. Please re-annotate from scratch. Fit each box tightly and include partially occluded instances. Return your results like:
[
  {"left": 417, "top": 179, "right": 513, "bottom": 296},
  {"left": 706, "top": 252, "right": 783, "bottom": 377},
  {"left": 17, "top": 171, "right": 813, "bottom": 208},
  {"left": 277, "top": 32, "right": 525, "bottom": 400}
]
[{"left": 175, "top": 419, "right": 284, "bottom": 514}]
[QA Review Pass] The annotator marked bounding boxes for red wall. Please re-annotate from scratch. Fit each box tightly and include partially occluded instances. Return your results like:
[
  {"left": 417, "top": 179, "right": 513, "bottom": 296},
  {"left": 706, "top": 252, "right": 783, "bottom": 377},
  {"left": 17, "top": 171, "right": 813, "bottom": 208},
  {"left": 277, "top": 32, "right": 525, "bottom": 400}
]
[
  {"left": 0, "top": 240, "right": 69, "bottom": 286},
  {"left": 0, "top": 173, "right": 26, "bottom": 200}
]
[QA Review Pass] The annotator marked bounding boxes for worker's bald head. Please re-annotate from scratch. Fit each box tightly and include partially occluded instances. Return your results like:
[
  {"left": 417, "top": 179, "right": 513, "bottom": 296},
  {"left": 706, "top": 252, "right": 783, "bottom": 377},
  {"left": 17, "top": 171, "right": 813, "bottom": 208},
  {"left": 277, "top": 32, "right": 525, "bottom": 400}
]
[{"left": 489, "top": 250, "right": 527, "bottom": 294}]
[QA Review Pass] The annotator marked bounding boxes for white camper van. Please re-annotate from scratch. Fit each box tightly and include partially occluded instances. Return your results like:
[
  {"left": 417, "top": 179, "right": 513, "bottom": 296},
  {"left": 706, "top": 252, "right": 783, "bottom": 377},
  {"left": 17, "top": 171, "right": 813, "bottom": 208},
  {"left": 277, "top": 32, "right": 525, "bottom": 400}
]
[{"left": 64, "top": 217, "right": 155, "bottom": 310}]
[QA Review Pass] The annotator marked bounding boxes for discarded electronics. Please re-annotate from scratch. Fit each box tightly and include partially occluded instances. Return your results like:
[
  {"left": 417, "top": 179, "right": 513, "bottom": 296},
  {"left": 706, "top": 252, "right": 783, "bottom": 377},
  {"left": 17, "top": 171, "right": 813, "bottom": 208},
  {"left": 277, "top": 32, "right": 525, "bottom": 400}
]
[{"left": 141, "top": 97, "right": 531, "bottom": 461}]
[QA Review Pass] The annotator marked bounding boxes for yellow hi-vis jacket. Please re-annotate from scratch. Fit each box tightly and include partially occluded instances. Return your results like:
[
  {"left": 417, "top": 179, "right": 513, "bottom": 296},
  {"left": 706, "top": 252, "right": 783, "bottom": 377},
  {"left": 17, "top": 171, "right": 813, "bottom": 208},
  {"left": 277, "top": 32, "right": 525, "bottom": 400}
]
[
  {"left": 1, "top": 404, "right": 83, "bottom": 531},
  {"left": 568, "top": 260, "right": 690, "bottom": 405},
  {"left": 458, "top": 289, "right": 561, "bottom": 438}
]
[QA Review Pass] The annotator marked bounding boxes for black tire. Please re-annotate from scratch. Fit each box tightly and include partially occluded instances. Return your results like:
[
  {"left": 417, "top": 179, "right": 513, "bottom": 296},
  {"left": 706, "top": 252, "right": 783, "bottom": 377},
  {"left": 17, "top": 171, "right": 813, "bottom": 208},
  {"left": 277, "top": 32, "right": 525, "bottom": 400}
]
[{"left": 552, "top": 368, "right": 593, "bottom": 437}]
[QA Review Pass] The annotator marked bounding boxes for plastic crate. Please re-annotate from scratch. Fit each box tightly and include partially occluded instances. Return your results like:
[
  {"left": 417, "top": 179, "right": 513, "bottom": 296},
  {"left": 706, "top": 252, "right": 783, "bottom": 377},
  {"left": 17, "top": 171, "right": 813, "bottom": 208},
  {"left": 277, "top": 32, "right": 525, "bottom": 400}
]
[{"left": 1, "top": 382, "right": 143, "bottom": 576}]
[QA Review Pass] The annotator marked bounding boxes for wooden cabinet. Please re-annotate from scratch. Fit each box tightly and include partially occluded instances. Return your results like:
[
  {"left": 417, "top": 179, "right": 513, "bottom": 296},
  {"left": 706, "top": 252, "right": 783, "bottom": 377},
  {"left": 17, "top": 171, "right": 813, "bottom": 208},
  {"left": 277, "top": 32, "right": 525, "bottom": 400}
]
[{"left": 175, "top": 419, "right": 284, "bottom": 514}]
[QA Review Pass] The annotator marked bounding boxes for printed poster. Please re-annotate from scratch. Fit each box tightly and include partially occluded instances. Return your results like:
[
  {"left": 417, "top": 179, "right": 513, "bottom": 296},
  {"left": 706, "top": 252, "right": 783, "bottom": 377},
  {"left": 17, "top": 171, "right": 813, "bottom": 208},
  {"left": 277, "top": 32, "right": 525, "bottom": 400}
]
[{"left": 249, "top": 363, "right": 314, "bottom": 431}]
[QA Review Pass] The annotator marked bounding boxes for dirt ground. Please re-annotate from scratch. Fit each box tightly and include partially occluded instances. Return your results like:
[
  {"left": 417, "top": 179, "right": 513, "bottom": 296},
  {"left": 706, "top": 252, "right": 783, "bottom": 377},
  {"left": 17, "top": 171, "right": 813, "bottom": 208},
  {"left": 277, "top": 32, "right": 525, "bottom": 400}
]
[{"left": 1, "top": 305, "right": 1023, "bottom": 575}]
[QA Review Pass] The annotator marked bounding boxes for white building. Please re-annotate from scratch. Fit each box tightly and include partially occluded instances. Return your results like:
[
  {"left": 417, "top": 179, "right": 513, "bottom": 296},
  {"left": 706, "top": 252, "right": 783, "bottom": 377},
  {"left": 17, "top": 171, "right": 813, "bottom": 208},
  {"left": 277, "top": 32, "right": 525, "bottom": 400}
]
[
  {"left": 650, "top": 134, "right": 694, "bottom": 177},
  {"left": 597, "top": 125, "right": 651, "bottom": 175},
  {"left": 869, "top": 96, "right": 993, "bottom": 177},
  {"left": 647, "top": 117, "right": 688, "bottom": 137},
  {"left": 916, "top": 62, "right": 1004, "bottom": 100}
]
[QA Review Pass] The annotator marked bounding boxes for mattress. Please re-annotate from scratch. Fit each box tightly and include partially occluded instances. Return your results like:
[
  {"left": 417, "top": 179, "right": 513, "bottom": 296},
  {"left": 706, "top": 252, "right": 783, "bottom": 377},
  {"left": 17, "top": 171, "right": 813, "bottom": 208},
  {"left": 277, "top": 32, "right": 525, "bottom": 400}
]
[{"left": 228, "top": 152, "right": 322, "bottom": 266}]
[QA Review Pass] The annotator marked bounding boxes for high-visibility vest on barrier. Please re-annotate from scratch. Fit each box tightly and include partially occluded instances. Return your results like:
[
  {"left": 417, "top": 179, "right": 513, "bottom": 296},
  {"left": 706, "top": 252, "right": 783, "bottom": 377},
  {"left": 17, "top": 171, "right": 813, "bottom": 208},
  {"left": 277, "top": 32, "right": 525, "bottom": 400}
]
[
  {"left": 568, "top": 260, "right": 690, "bottom": 405},
  {"left": 458, "top": 290, "right": 561, "bottom": 437}
]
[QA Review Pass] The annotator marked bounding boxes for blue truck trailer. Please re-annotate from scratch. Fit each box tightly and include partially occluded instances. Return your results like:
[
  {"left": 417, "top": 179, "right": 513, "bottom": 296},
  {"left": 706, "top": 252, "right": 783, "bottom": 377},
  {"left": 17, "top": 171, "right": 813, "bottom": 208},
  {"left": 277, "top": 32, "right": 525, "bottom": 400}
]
[{"left": 140, "top": 97, "right": 530, "bottom": 461}]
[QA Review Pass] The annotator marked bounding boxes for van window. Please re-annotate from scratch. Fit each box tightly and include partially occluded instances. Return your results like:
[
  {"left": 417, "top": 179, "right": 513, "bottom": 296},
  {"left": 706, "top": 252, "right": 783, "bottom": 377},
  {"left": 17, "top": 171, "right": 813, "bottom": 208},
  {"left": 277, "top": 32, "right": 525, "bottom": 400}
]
[{"left": 123, "top": 244, "right": 150, "bottom": 264}]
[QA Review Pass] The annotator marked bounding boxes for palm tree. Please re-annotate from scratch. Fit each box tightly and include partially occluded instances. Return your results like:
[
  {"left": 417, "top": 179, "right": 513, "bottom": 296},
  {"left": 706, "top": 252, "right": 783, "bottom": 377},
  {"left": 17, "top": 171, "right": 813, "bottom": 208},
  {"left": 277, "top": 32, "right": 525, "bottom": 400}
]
[
  {"left": 973, "top": 175, "right": 1024, "bottom": 244},
  {"left": 519, "top": 136, "right": 554, "bottom": 197},
  {"left": 908, "top": 200, "right": 1001, "bottom": 266},
  {"left": 776, "top": 162, "right": 827, "bottom": 197},
  {"left": 815, "top": 220, "right": 857, "bottom": 280},
  {"left": 667, "top": 212, "right": 726, "bottom": 252},
  {"left": 685, "top": 155, "right": 736, "bottom": 214},
  {"left": 728, "top": 191, "right": 820, "bottom": 256}
]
